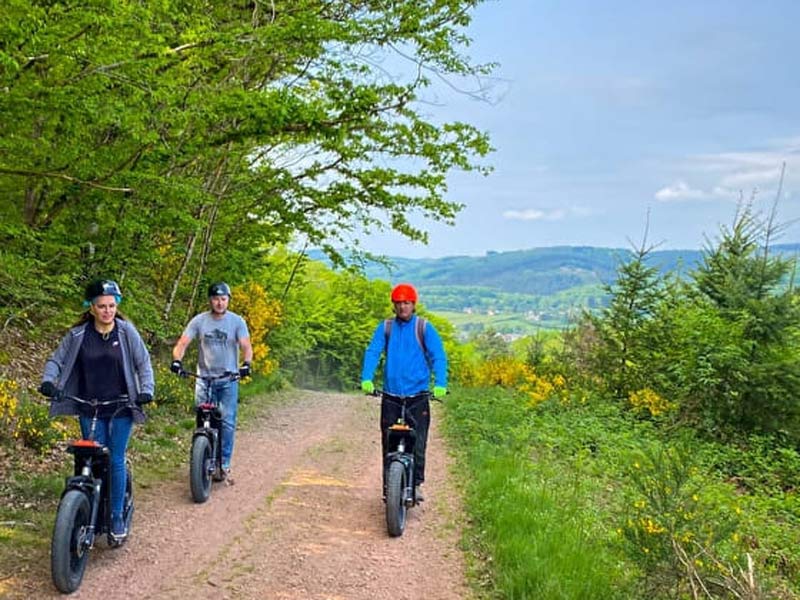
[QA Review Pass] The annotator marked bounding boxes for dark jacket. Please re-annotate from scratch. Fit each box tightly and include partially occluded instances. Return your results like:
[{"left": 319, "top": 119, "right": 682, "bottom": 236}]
[{"left": 41, "top": 318, "right": 154, "bottom": 424}]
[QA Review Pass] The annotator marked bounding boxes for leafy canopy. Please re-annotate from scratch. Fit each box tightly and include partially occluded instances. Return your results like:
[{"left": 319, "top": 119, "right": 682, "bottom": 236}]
[{"left": 1, "top": 0, "right": 492, "bottom": 336}]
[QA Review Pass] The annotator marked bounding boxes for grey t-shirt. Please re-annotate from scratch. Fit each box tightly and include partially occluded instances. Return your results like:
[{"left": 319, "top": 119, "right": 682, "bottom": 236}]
[{"left": 183, "top": 311, "right": 250, "bottom": 376}]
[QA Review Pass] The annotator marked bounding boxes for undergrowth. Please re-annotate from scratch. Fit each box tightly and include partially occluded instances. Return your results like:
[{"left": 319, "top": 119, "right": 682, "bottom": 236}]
[{"left": 442, "top": 386, "right": 800, "bottom": 599}]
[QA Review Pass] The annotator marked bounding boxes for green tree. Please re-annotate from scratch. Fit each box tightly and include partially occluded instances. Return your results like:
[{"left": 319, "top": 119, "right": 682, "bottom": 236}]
[
  {"left": 685, "top": 206, "right": 800, "bottom": 436},
  {"left": 594, "top": 203, "right": 800, "bottom": 440},
  {"left": 588, "top": 243, "right": 666, "bottom": 399},
  {"left": 470, "top": 327, "right": 511, "bottom": 361},
  {"left": 267, "top": 258, "right": 390, "bottom": 390},
  {"left": 1, "top": 0, "right": 492, "bottom": 344}
]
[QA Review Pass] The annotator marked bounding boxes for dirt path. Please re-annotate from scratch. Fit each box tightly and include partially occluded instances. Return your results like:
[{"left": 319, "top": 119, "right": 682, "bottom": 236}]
[{"left": 16, "top": 390, "right": 470, "bottom": 599}]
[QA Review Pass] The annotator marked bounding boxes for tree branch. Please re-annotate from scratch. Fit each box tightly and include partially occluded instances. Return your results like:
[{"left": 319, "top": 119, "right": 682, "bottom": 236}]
[{"left": 0, "top": 166, "right": 132, "bottom": 192}]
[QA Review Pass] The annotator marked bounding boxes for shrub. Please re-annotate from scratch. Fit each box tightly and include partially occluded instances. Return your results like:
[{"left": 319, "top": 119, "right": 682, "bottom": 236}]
[
  {"left": 619, "top": 439, "right": 757, "bottom": 598},
  {"left": 0, "top": 379, "right": 18, "bottom": 443},
  {"left": 472, "top": 356, "right": 570, "bottom": 407},
  {"left": 628, "top": 388, "right": 676, "bottom": 419},
  {"left": 231, "top": 282, "right": 282, "bottom": 376},
  {"left": 14, "top": 397, "right": 69, "bottom": 452},
  {"left": 153, "top": 366, "right": 194, "bottom": 407}
]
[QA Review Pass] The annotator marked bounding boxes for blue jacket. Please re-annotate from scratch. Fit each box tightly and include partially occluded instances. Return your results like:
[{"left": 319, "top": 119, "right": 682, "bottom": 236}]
[
  {"left": 41, "top": 318, "right": 155, "bottom": 424},
  {"left": 361, "top": 314, "right": 448, "bottom": 396}
]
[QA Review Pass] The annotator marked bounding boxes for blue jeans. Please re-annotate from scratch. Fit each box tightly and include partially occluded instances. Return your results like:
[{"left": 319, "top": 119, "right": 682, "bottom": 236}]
[
  {"left": 195, "top": 379, "right": 238, "bottom": 470},
  {"left": 79, "top": 414, "right": 133, "bottom": 518}
]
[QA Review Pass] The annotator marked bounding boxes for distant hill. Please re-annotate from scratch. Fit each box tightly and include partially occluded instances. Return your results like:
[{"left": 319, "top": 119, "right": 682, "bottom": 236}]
[
  {"left": 309, "top": 243, "right": 800, "bottom": 333},
  {"left": 363, "top": 247, "right": 622, "bottom": 296}
]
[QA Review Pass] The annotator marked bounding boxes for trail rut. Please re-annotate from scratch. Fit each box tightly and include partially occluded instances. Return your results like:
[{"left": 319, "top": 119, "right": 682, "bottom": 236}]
[{"left": 14, "top": 390, "right": 470, "bottom": 599}]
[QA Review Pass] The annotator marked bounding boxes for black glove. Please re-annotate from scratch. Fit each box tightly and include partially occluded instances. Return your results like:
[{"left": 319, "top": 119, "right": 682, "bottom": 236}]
[
  {"left": 170, "top": 359, "right": 184, "bottom": 376},
  {"left": 39, "top": 381, "right": 57, "bottom": 398},
  {"left": 239, "top": 362, "right": 251, "bottom": 379},
  {"left": 137, "top": 393, "right": 153, "bottom": 406}
]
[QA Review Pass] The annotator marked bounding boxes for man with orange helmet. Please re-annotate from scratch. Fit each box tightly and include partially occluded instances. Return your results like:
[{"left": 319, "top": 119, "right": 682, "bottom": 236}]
[{"left": 361, "top": 283, "right": 448, "bottom": 501}]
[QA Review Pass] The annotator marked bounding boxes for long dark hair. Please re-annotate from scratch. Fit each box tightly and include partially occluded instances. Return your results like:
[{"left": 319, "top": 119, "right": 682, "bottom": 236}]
[{"left": 71, "top": 309, "right": 128, "bottom": 328}]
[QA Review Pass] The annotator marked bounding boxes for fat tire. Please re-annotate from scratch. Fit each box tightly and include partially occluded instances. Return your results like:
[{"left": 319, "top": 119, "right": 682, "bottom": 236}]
[
  {"left": 386, "top": 460, "right": 407, "bottom": 537},
  {"left": 51, "top": 489, "right": 91, "bottom": 594},
  {"left": 190, "top": 435, "right": 212, "bottom": 503},
  {"left": 122, "top": 462, "right": 134, "bottom": 540}
]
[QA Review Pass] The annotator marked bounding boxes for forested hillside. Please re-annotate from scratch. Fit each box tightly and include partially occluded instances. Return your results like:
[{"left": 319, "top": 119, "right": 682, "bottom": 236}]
[
  {"left": 355, "top": 243, "right": 800, "bottom": 295},
  {"left": 310, "top": 243, "right": 800, "bottom": 332}
]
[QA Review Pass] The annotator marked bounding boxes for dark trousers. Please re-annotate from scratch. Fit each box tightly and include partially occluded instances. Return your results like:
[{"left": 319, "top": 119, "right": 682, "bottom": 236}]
[{"left": 380, "top": 395, "right": 431, "bottom": 484}]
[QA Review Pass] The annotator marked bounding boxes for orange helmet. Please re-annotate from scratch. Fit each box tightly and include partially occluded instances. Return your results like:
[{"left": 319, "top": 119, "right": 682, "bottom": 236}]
[{"left": 391, "top": 283, "right": 418, "bottom": 303}]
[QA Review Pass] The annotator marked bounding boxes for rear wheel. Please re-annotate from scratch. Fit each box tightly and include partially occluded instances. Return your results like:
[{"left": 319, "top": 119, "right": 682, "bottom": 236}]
[
  {"left": 385, "top": 460, "right": 407, "bottom": 537},
  {"left": 51, "top": 489, "right": 91, "bottom": 593},
  {"left": 190, "top": 435, "right": 212, "bottom": 503}
]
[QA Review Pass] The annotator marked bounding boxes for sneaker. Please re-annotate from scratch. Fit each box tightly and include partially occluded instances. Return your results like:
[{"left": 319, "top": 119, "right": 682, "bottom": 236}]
[
  {"left": 221, "top": 467, "right": 234, "bottom": 486},
  {"left": 111, "top": 514, "right": 127, "bottom": 542},
  {"left": 415, "top": 485, "right": 424, "bottom": 502}
]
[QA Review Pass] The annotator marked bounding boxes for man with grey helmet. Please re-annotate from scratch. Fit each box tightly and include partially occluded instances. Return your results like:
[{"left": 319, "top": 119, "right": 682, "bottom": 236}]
[{"left": 170, "top": 282, "right": 253, "bottom": 483}]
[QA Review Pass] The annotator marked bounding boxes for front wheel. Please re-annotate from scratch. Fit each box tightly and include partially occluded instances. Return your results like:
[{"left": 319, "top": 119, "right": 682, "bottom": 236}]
[
  {"left": 119, "top": 461, "right": 134, "bottom": 544},
  {"left": 51, "top": 489, "right": 92, "bottom": 593},
  {"left": 385, "top": 460, "right": 407, "bottom": 537},
  {"left": 190, "top": 434, "right": 212, "bottom": 503}
]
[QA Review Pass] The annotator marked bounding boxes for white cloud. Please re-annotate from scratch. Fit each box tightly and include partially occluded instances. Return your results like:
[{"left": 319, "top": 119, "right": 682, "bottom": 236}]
[
  {"left": 503, "top": 209, "right": 546, "bottom": 221},
  {"left": 502, "top": 206, "right": 590, "bottom": 221},
  {"left": 655, "top": 140, "right": 800, "bottom": 204},
  {"left": 654, "top": 181, "right": 710, "bottom": 201},
  {"left": 719, "top": 166, "right": 784, "bottom": 188}
]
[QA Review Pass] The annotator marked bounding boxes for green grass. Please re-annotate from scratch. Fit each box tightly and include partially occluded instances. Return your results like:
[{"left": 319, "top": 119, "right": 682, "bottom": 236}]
[
  {"left": 443, "top": 387, "right": 631, "bottom": 599},
  {"left": 0, "top": 462, "right": 67, "bottom": 592},
  {"left": 442, "top": 386, "right": 800, "bottom": 599},
  {"left": 439, "top": 311, "right": 567, "bottom": 336},
  {"left": 473, "top": 453, "right": 624, "bottom": 599}
]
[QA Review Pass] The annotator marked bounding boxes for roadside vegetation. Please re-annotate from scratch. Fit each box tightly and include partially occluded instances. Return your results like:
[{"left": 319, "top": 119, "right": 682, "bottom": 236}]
[{"left": 441, "top": 205, "right": 800, "bottom": 599}]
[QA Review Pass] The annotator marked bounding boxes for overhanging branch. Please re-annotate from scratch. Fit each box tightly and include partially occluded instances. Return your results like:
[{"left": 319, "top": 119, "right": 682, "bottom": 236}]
[{"left": 0, "top": 166, "right": 133, "bottom": 193}]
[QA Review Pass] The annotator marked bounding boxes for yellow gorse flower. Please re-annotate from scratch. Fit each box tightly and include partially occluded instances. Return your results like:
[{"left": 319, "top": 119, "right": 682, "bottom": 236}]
[
  {"left": 231, "top": 282, "right": 282, "bottom": 376},
  {"left": 472, "top": 357, "right": 570, "bottom": 407},
  {"left": 0, "top": 379, "right": 20, "bottom": 442},
  {"left": 628, "top": 388, "right": 676, "bottom": 417},
  {"left": 641, "top": 518, "right": 666, "bottom": 535}
]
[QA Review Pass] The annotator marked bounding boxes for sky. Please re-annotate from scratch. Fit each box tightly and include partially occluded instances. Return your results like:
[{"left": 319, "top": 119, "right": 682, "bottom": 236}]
[{"left": 359, "top": 0, "right": 800, "bottom": 259}]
